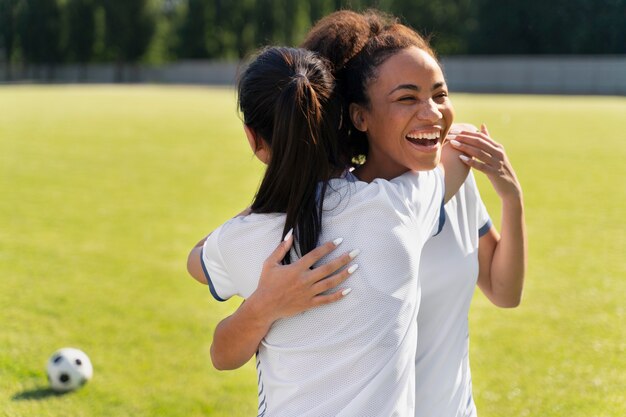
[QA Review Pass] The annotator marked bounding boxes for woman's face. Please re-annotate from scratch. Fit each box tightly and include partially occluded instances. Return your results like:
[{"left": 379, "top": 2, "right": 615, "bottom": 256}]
[{"left": 350, "top": 46, "right": 454, "bottom": 180}]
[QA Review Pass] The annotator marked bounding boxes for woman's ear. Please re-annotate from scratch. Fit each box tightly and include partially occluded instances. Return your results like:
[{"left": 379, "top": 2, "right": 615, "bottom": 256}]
[
  {"left": 349, "top": 103, "right": 368, "bottom": 132},
  {"left": 244, "top": 124, "right": 270, "bottom": 164}
]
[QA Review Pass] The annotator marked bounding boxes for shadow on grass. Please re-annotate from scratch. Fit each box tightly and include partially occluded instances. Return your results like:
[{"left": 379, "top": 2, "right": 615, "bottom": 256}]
[{"left": 12, "top": 387, "right": 72, "bottom": 401}]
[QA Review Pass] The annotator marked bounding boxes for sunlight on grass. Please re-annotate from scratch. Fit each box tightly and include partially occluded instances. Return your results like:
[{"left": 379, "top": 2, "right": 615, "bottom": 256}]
[{"left": 1, "top": 86, "right": 624, "bottom": 416}]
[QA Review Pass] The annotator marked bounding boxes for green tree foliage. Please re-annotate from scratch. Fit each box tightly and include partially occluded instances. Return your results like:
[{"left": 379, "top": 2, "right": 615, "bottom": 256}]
[
  {"left": 100, "top": 0, "right": 156, "bottom": 63},
  {"left": 389, "top": 0, "right": 476, "bottom": 54},
  {"left": 0, "top": 0, "right": 19, "bottom": 65},
  {"left": 309, "top": 0, "right": 337, "bottom": 24},
  {"left": 175, "top": 0, "right": 209, "bottom": 58},
  {"left": 469, "top": 0, "right": 626, "bottom": 54},
  {"left": 2, "top": 0, "right": 625, "bottom": 68},
  {"left": 15, "top": 0, "right": 62, "bottom": 65},
  {"left": 65, "top": 0, "right": 96, "bottom": 63}
]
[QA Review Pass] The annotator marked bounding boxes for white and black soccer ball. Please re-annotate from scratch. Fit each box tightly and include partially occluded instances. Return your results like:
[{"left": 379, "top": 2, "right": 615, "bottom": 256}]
[{"left": 46, "top": 347, "right": 93, "bottom": 392}]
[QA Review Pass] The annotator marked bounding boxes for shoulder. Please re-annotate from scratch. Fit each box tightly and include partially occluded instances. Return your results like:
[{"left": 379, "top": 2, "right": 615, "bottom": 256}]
[
  {"left": 446, "top": 170, "right": 481, "bottom": 208},
  {"left": 206, "top": 214, "right": 284, "bottom": 254},
  {"left": 388, "top": 168, "right": 444, "bottom": 202}
]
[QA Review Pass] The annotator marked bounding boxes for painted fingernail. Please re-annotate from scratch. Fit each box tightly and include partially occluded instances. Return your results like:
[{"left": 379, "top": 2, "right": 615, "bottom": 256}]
[
  {"left": 450, "top": 139, "right": 461, "bottom": 147},
  {"left": 333, "top": 237, "right": 344, "bottom": 246},
  {"left": 459, "top": 154, "right": 471, "bottom": 162},
  {"left": 341, "top": 288, "right": 352, "bottom": 296},
  {"left": 349, "top": 249, "right": 360, "bottom": 259},
  {"left": 347, "top": 264, "right": 359, "bottom": 274},
  {"left": 283, "top": 228, "right": 293, "bottom": 242}
]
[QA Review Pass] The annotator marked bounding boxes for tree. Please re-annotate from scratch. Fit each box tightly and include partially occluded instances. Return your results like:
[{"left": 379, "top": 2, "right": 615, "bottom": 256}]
[
  {"left": 309, "top": 0, "right": 335, "bottom": 25},
  {"left": 217, "top": 0, "right": 256, "bottom": 58},
  {"left": 253, "top": 0, "right": 276, "bottom": 46},
  {"left": 175, "top": 0, "right": 209, "bottom": 58},
  {"left": 100, "top": 0, "right": 155, "bottom": 80},
  {"left": 15, "top": 0, "right": 62, "bottom": 78},
  {"left": 469, "top": 0, "right": 626, "bottom": 54},
  {"left": 65, "top": 0, "right": 96, "bottom": 67},
  {"left": 390, "top": 0, "right": 475, "bottom": 54},
  {"left": 0, "top": 0, "right": 18, "bottom": 79}
]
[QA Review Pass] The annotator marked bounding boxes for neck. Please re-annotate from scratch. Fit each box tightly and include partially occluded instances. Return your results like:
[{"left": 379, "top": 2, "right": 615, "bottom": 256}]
[{"left": 353, "top": 155, "right": 409, "bottom": 183}]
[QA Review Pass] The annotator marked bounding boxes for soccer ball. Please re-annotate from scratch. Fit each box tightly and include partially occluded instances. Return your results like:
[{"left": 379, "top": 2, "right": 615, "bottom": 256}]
[{"left": 46, "top": 347, "right": 93, "bottom": 392}]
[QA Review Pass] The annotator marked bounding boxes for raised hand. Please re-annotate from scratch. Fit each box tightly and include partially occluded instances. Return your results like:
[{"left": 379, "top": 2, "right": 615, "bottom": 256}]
[{"left": 448, "top": 124, "right": 522, "bottom": 201}]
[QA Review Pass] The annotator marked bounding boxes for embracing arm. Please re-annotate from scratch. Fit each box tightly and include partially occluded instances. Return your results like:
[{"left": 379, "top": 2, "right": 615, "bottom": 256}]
[
  {"left": 210, "top": 235, "right": 359, "bottom": 370},
  {"left": 187, "top": 236, "right": 209, "bottom": 284},
  {"left": 450, "top": 124, "right": 527, "bottom": 307},
  {"left": 211, "top": 295, "right": 274, "bottom": 371}
]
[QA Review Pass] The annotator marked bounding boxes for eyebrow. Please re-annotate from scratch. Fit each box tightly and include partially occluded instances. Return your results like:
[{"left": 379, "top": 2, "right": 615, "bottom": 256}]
[{"left": 389, "top": 81, "right": 446, "bottom": 95}]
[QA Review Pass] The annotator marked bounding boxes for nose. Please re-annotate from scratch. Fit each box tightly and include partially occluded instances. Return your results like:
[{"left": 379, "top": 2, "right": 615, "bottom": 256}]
[{"left": 416, "top": 99, "right": 442, "bottom": 123}]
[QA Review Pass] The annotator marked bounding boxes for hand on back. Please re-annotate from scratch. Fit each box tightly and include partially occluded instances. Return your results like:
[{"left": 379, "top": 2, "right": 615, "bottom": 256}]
[{"left": 250, "top": 231, "right": 359, "bottom": 323}]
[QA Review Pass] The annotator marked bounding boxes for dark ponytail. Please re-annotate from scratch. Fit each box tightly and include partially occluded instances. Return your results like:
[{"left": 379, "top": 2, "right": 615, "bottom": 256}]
[{"left": 237, "top": 47, "right": 341, "bottom": 263}]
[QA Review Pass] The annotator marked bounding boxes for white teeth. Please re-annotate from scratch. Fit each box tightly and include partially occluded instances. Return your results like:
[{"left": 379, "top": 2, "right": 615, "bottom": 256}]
[{"left": 407, "top": 132, "right": 440, "bottom": 140}]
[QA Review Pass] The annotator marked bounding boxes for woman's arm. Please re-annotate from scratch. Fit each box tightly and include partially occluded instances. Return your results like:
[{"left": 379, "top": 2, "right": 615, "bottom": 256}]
[
  {"left": 210, "top": 234, "right": 359, "bottom": 370},
  {"left": 187, "top": 236, "right": 210, "bottom": 284},
  {"left": 440, "top": 124, "right": 474, "bottom": 203},
  {"left": 450, "top": 124, "right": 527, "bottom": 307}
]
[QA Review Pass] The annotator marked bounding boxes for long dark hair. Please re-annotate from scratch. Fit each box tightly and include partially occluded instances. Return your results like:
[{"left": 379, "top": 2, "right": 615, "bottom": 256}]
[
  {"left": 302, "top": 9, "right": 436, "bottom": 165},
  {"left": 237, "top": 47, "right": 341, "bottom": 262}
]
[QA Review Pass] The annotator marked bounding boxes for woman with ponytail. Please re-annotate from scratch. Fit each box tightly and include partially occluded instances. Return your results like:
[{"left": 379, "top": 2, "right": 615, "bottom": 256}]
[
  {"left": 238, "top": 47, "right": 341, "bottom": 263},
  {"left": 187, "top": 44, "right": 466, "bottom": 416}
]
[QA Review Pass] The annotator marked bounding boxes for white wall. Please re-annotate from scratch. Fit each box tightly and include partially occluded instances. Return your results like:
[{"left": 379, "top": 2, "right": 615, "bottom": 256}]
[
  {"left": 2, "top": 56, "right": 625, "bottom": 95},
  {"left": 441, "top": 56, "right": 626, "bottom": 95}
]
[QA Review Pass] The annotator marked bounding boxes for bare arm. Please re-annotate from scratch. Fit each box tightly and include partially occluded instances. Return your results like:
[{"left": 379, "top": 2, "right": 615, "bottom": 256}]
[
  {"left": 450, "top": 124, "right": 527, "bottom": 307},
  {"left": 210, "top": 235, "right": 359, "bottom": 370},
  {"left": 187, "top": 236, "right": 209, "bottom": 284},
  {"left": 440, "top": 123, "right": 473, "bottom": 202}
]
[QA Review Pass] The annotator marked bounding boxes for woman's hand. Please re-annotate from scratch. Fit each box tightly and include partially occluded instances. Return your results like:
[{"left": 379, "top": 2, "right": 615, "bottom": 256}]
[
  {"left": 250, "top": 231, "right": 360, "bottom": 323},
  {"left": 449, "top": 124, "right": 522, "bottom": 201},
  {"left": 210, "top": 234, "right": 359, "bottom": 370}
]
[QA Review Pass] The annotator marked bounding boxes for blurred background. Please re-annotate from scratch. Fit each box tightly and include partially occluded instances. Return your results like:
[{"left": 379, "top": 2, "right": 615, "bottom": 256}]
[{"left": 1, "top": 0, "right": 625, "bottom": 94}]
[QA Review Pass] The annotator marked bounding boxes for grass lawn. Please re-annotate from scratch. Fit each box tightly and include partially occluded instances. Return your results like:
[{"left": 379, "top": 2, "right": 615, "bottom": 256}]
[{"left": 1, "top": 86, "right": 624, "bottom": 417}]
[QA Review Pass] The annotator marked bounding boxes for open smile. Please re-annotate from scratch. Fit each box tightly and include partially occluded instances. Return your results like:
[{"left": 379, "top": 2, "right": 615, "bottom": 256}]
[{"left": 405, "top": 130, "right": 441, "bottom": 152}]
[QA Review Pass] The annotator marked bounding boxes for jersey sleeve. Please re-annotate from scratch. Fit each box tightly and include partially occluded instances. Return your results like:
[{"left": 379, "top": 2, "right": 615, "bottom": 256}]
[
  {"left": 201, "top": 225, "right": 238, "bottom": 302},
  {"left": 391, "top": 167, "right": 446, "bottom": 239}
]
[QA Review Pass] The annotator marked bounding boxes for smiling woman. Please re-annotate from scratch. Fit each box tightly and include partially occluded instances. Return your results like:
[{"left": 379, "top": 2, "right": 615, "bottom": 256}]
[{"left": 348, "top": 45, "right": 454, "bottom": 182}]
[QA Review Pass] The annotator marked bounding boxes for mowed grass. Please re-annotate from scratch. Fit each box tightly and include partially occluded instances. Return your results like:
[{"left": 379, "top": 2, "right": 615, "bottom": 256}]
[{"left": 1, "top": 86, "right": 624, "bottom": 417}]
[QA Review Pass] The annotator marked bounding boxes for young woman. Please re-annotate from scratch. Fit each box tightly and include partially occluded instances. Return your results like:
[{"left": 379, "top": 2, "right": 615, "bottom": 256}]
[
  {"left": 187, "top": 44, "right": 468, "bottom": 415},
  {"left": 198, "top": 10, "right": 526, "bottom": 417},
  {"left": 303, "top": 10, "right": 526, "bottom": 417}
]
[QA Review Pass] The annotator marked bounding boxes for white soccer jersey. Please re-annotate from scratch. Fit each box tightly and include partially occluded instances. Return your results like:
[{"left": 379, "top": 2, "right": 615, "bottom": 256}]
[
  {"left": 202, "top": 169, "right": 445, "bottom": 417},
  {"left": 414, "top": 171, "right": 492, "bottom": 417}
]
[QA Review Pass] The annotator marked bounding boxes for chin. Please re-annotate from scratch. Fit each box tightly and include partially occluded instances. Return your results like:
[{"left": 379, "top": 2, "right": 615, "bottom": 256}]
[{"left": 410, "top": 154, "right": 441, "bottom": 172}]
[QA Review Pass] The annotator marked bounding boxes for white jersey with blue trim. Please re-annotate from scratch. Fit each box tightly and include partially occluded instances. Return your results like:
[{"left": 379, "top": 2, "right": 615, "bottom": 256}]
[
  {"left": 202, "top": 168, "right": 444, "bottom": 417},
  {"left": 414, "top": 171, "right": 492, "bottom": 417}
]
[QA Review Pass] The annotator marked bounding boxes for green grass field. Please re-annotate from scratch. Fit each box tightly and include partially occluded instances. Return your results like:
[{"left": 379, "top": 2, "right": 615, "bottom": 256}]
[{"left": 1, "top": 85, "right": 624, "bottom": 417}]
